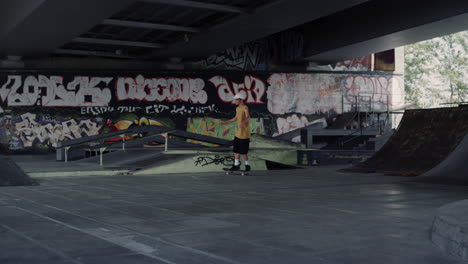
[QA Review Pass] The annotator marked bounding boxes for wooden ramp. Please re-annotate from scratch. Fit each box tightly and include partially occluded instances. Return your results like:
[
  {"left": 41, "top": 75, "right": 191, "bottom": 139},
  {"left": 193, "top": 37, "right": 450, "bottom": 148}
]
[{"left": 343, "top": 106, "right": 468, "bottom": 176}]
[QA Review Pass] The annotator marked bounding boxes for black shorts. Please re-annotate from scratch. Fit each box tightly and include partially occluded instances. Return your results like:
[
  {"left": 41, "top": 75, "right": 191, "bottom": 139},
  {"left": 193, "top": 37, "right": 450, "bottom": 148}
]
[{"left": 233, "top": 137, "right": 250, "bottom": 154}]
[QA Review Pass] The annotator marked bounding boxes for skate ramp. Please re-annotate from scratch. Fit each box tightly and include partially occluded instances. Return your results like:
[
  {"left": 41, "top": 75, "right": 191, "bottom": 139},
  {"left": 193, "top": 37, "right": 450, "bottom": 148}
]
[
  {"left": 419, "top": 133, "right": 468, "bottom": 184},
  {"left": 0, "top": 155, "right": 38, "bottom": 186},
  {"left": 132, "top": 151, "right": 268, "bottom": 175},
  {"left": 345, "top": 107, "right": 468, "bottom": 175},
  {"left": 56, "top": 125, "right": 231, "bottom": 161},
  {"left": 129, "top": 147, "right": 304, "bottom": 175},
  {"left": 250, "top": 134, "right": 305, "bottom": 149},
  {"left": 79, "top": 148, "right": 166, "bottom": 169}
]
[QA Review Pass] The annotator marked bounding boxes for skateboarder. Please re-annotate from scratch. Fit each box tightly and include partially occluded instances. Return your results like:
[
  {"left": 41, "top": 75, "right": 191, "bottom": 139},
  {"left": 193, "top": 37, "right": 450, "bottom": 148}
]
[{"left": 221, "top": 93, "right": 251, "bottom": 172}]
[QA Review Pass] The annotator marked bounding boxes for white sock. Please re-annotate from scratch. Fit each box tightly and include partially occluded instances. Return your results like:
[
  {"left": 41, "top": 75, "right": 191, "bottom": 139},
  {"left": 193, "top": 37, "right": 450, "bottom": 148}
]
[
  {"left": 245, "top": 160, "right": 249, "bottom": 165},
  {"left": 234, "top": 159, "right": 240, "bottom": 166}
]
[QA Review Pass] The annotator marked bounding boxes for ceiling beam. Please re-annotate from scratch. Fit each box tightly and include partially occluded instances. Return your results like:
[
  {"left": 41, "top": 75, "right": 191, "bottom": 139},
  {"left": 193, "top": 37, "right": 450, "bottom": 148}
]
[
  {"left": 54, "top": 48, "right": 136, "bottom": 59},
  {"left": 0, "top": 0, "right": 135, "bottom": 57},
  {"left": 305, "top": 13, "right": 468, "bottom": 63},
  {"left": 143, "top": 0, "right": 370, "bottom": 59},
  {"left": 140, "top": 0, "right": 247, "bottom": 14},
  {"left": 73, "top": 37, "right": 165, "bottom": 49},
  {"left": 102, "top": 19, "right": 200, "bottom": 33},
  {"left": 301, "top": 0, "right": 468, "bottom": 62}
]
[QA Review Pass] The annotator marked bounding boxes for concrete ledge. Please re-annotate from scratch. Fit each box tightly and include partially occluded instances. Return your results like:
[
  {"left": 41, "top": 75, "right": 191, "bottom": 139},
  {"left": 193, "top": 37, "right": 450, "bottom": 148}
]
[
  {"left": 431, "top": 199, "right": 468, "bottom": 261},
  {"left": 29, "top": 169, "right": 129, "bottom": 178}
]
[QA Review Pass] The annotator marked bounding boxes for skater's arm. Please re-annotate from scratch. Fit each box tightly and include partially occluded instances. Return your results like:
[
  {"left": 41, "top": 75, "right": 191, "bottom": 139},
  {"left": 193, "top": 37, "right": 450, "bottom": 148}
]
[{"left": 220, "top": 116, "right": 237, "bottom": 125}]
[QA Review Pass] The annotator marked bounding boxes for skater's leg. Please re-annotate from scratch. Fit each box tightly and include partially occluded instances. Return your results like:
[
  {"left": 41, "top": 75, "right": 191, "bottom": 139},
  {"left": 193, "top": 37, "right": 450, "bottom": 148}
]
[
  {"left": 242, "top": 154, "right": 250, "bottom": 171},
  {"left": 229, "top": 152, "right": 241, "bottom": 170}
]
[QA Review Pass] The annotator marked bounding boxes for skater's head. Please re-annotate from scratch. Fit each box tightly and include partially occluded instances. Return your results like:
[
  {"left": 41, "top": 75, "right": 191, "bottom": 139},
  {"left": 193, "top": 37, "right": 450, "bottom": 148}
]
[{"left": 233, "top": 93, "right": 245, "bottom": 105}]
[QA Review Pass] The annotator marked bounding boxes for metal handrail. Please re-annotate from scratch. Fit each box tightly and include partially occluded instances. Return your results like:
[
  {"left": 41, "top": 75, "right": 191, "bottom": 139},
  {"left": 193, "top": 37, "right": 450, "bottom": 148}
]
[{"left": 338, "top": 129, "right": 363, "bottom": 148}]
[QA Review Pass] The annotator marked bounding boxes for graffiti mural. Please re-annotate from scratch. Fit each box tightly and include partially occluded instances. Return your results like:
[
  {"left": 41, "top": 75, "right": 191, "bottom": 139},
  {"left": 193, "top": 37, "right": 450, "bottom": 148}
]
[
  {"left": 208, "top": 75, "right": 266, "bottom": 104},
  {"left": 203, "top": 43, "right": 262, "bottom": 71},
  {"left": 267, "top": 73, "right": 403, "bottom": 115},
  {"left": 0, "top": 75, "right": 112, "bottom": 107},
  {"left": 199, "top": 30, "right": 304, "bottom": 71},
  {"left": 116, "top": 75, "right": 208, "bottom": 104},
  {"left": 330, "top": 55, "right": 372, "bottom": 71},
  {"left": 0, "top": 113, "right": 101, "bottom": 151},
  {"left": 0, "top": 71, "right": 404, "bottom": 153},
  {"left": 187, "top": 117, "right": 265, "bottom": 140},
  {"left": 273, "top": 114, "right": 311, "bottom": 137},
  {"left": 342, "top": 74, "right": 404, "bottom": 110},
  {"left": 267, "top": 74, "right": 340, "bottom": 115}
]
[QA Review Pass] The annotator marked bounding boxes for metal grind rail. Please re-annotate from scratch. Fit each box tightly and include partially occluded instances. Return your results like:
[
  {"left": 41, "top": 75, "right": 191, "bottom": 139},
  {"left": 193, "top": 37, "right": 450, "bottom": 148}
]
[{"left": 56, "top": 125, "right": 232, "bottom": 166}]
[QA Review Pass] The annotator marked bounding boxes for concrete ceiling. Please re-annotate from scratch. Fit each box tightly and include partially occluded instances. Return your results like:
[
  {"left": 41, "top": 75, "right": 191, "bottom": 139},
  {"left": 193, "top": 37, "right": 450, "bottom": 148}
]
[{"left": 0, "top": 0, "right": 467, "bottom": 66}]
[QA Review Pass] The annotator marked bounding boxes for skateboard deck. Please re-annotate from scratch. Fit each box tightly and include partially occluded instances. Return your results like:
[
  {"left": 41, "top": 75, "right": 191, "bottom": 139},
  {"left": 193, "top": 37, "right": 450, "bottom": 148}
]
[{"left": 223, "top": 168, "right": 250, "bottom": 176}]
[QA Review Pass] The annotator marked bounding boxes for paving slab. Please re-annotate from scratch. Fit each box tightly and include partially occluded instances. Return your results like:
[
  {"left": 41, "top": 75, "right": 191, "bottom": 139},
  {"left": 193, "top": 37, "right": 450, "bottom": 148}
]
[
  {"left": 431, "top": 199, "right": 468, "bottom": 261},
  {"left": 0, "top": 164, "right": 467, "bottom": 263}
]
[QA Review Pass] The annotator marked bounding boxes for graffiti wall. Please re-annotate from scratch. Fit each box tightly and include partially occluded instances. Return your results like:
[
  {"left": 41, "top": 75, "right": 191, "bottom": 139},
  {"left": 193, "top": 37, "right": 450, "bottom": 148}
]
[
  {"left": 0, "top": 71, "right": 404, "bottom": 153},
  {"left": 197, "top": 30, "right": 305, "bottom": 71}
]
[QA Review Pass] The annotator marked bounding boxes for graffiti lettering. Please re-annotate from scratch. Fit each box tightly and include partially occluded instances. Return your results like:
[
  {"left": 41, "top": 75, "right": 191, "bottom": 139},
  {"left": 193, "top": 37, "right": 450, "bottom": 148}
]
[
  {"left": 193, "top": 104, "right": 217, "bottom": 114},
  {"left": 273, "top": 114, "right": 310, "bottom": 137},
  {"left": 343, "top": 75, "right": 404, "bottom": 106},
  {"left": 201, "top": 30, "right": 304, "bottom": 71},
  {"left": 0, "top": 75, "right": 112, "bottom": 107},
  {"left": 209, "top": 75, "right": 265, "bottom": 104},
  {"left": 116, "top": 75, "right": 208, "bottom": 104},
  {"left": 194, "top": 155, "right": 234, "bottom": 167},
  {"left": 171, "top": 105, "right": 186, "bottom": 114},
  {"left": 81, "top": 106, "right": 115, "bottom": 115},
  {"left": 204, "top": 43, "right": 261, "bottom": 70},
  {"left": 143, "top": 104, "right": 217, "bottom": 115},
  {"left": 13, "top": 113, "right": 101, "bottom": 148},
  {"left": 117, "top": 106, "right": 141, "bottom": 113},
  {"left": 145, "top": 104, "right": 170, "bottom": 114},
  {"left": 330, "top": 56, "right": 372, "bottom": 71}
]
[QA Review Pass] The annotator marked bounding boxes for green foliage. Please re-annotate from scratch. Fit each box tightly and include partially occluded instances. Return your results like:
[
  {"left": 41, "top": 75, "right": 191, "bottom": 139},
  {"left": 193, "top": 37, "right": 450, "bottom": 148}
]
[{"left": 405, "top": 30, "right": 468, "bottom": 107}]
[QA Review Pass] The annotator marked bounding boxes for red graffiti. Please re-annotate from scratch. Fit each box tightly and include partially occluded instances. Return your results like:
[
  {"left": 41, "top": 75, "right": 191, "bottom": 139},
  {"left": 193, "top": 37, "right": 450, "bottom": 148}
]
[
  {"left": 209, "top": 75, "right": 266, "bottom": 104},
  {"left": 343, "top": 75, "right": 404, "bottom": 106}
]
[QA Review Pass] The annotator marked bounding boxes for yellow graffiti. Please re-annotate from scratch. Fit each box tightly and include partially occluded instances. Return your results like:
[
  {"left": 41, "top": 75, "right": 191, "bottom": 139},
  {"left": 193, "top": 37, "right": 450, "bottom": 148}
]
[{"left": 187, "top": 117, "right": 265, "bottom": 146}]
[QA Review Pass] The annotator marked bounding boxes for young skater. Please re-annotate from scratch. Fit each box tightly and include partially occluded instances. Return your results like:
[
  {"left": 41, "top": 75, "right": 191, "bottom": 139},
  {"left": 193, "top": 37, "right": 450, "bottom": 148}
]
[{"left": 221, "top": 93, "right": 251, "bottom": 171}]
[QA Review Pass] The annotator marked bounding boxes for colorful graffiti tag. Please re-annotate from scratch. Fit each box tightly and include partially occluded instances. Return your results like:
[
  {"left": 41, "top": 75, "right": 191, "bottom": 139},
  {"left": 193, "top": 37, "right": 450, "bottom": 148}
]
[{"left": 187, "top": 117, "right": 265, "bottom": 140}]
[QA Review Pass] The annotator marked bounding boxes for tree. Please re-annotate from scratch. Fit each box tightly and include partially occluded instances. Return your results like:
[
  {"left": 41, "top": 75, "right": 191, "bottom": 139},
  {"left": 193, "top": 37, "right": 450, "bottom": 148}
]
[
  {"left": 405, "top": 30, "right": 468, "bottom": 107},
  {"left": 405, "top": 41, "right": 435, "bottom": 107},
  {"left": 433, "top": 33, "right": 468, "bottom": 104}
]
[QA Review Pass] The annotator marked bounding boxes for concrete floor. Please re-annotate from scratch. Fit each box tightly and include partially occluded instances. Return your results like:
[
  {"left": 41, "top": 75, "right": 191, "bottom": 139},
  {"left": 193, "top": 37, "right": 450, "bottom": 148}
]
[{"left": 1, "top": 166, "right": 467, "bottom": 264}]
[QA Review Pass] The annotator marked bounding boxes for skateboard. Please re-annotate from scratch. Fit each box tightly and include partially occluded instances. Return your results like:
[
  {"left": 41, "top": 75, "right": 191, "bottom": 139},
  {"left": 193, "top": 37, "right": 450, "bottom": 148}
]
[{"left": 223, "top": 168, "right": 250, "bottom": 176}]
